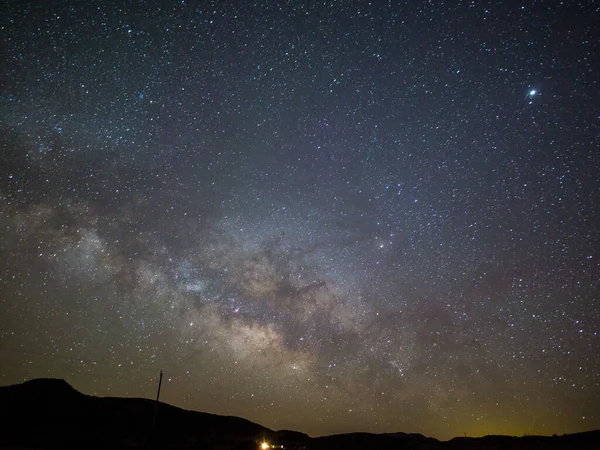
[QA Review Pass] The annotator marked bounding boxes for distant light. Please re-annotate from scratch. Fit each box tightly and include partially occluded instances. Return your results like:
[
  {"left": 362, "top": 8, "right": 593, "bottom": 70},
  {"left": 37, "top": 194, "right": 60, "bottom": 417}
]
[
  {"left": 260, "top": 442, "right": 270, "bottom": 450},
  {"left": 529, "top": 89, "right": 537, "bottom": 96}
]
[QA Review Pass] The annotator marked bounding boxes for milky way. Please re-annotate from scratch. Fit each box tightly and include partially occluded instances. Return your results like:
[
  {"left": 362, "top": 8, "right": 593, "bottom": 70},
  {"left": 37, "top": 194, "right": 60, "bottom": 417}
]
[{"left": 1, "top": 0, "right": 599, "bottom": 440}]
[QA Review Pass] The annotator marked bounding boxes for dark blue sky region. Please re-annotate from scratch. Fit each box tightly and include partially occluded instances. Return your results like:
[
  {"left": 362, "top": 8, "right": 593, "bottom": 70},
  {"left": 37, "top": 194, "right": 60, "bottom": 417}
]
[{"left": 1, "top": 0, "right": 598, "bottom": 440}]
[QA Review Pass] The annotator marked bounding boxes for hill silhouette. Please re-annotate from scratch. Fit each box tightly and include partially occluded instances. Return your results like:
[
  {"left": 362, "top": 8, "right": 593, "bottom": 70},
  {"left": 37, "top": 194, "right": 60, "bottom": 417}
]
[{"left": 0, "top": 379, "right": 598, "bottom": 450}]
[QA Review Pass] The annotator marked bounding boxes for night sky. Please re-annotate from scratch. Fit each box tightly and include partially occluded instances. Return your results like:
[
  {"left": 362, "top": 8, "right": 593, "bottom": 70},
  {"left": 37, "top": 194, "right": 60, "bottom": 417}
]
[{"left": 1, "top": 0, "right": 599, "bottom": 440}]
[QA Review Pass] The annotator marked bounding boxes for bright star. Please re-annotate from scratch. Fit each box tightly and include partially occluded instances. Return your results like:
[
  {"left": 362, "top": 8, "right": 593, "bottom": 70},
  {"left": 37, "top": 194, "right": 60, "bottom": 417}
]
[{"left": 529, "top": 89, "right": 537, "bottom": 96}]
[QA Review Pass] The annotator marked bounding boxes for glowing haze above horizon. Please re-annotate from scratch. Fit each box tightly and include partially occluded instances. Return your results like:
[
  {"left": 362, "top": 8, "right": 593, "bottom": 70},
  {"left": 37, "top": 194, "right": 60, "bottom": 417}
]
[{"left": 1, "top": 0, "right": 598, "bottom": 440}]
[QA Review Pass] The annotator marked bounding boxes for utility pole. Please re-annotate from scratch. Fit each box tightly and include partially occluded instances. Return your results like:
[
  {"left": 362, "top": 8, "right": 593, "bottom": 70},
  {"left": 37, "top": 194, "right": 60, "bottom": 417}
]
[{"left": 152, "top": 370, "right": 163, "bottom": 430}]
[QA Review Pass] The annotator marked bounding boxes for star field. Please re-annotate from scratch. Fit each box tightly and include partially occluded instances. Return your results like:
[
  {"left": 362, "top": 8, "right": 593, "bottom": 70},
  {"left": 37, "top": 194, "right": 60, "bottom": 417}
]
[{"left": 1, "top": 0, "right": 599, "bottom": 440}]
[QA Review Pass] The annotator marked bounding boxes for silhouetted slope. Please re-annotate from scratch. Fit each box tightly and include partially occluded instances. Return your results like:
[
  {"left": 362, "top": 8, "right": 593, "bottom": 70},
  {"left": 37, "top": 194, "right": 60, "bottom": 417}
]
[
  {"left": 270, "top": 429, "right": 310, "bottom": 445},
  {"left": 0, "top": 378, "right": 271, "bottom": 449},
  {"left": 0, "top": 379, "right": 598, "bottom": 450}
]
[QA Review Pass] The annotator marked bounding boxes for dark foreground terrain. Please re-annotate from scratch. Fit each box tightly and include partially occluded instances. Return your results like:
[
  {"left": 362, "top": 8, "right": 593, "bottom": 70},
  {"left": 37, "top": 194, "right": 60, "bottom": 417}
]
[{"left": 0, "top": 379, "right": 597, "bottom": 450}]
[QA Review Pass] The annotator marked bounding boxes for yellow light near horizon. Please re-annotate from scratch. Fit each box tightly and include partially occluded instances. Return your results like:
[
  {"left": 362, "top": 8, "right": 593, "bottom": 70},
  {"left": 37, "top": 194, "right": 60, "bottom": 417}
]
[{"left": 260, "top": 442, "right": 270, "bottom": 450}]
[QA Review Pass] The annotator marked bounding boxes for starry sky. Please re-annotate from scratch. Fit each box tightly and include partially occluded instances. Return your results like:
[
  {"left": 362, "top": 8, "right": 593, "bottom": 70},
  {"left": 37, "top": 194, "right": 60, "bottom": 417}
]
[{"left": 1, "top": 0, "right": 599, "bottom": 440}]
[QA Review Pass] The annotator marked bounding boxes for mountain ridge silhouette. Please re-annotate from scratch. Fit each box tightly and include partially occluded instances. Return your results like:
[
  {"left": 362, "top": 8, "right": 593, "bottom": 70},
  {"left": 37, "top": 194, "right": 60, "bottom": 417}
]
[{"left": 0, "top": 378, "right": 597, "bottom": 449}]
